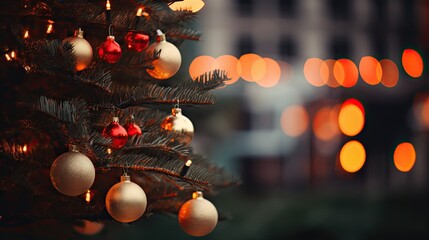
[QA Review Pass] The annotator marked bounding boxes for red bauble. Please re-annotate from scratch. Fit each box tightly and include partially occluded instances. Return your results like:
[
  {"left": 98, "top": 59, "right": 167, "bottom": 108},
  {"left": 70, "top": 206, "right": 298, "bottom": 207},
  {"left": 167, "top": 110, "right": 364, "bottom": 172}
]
[
  {"left": 125, "top": 123, "right": 142, "bottom": 136},
  {"left": 98, "top": 36, "right": 122, "bottom": 64},
  {"left": 125, "top": 31, "right": 149, "bottom": 52},
  {"left": 102, "top": 117, "right": 128, "bottom": 149}
]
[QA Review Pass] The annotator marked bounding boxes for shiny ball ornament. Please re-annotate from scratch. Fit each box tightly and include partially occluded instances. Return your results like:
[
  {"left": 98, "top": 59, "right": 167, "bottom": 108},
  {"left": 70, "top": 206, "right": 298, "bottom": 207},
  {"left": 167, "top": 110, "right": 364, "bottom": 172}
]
[
  {"left": 98, "top": 35, "right": 122, "bottom": 64},
  {"left": 50, "top": 147, "right": 95, "bottom": 196},
  {"left": 125, "top": 31, "right": 149, "bottom": 52},
  {"left": 74, "top": 220, "right": 104, "bottom": 236},
  {"left": 161, "top": 107, "right": 194, "bottom": 145},
  {"left": 102, "top": 117, "right": 128, "bottom": 149},
  {"left": 62, "top": 28, "right": 93, "bottom": 71},
  {"left": 124, "top": 116, "right": 142, "bottom": 136},
  {"left": 178, "top": 191, "right": 218, "bottom": 237},
  {"left": 105, "top": 174, "right": 147, "bottom": 223},
  {"left": 146, "top": 30, "right": 181, "bottom": 80}
]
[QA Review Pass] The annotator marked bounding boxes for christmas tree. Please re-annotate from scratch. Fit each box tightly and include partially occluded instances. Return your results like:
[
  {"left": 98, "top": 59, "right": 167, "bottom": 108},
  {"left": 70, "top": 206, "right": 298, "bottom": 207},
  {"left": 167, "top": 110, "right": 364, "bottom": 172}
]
[{"left": 0, "top": 0, "right": 237, "bottom": 238}]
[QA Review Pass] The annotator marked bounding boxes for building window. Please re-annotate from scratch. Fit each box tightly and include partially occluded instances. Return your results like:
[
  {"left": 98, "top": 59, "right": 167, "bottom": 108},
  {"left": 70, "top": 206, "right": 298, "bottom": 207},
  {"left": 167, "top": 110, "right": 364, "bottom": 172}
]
[
  {"left": 236, "top": 34, "right": 254, "bottom": 56},
  {"left": 328, "top": 0, "right": 351, "bottom": 20},
  {"left": 235, "top": 0, "right": 254, "bottom": 17},
  {"left": 279, "top": 36, "right": 297, "bottom": 59},
  {"left": 329, "top": 36, "right": 350, "bottom": 58},
  {"left": 278, "top": 0, "right": 297, "bottom": 18}
]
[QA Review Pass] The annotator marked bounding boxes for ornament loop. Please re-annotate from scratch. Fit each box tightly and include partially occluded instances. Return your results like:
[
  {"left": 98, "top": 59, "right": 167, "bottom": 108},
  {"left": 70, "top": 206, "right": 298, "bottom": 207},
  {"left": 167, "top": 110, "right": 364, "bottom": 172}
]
[
  {"left": 121, "top": 174, "right": 131, "bottom": 182},
  {"left": 69, "top": 144, "right": 79, "bottom": 152},
  {"left": 192, "top": 191, "right": 203, "bottom": 199},
  {"left": 108, "top": 24, "right": 113, "bottom": 36}
]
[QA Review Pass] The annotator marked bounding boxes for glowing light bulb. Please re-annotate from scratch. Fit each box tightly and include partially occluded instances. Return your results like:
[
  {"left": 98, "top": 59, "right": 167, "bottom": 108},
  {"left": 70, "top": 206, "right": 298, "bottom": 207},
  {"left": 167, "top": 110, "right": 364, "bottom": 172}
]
[
  {"left": 106, "top": 0, "right": 111, "bottom": 10},
  {"left": 5, "top": 53, "right": 12, "bottom": 61},
  {"left": 22, "top": 144, "right": 28, "bottom": 153},
  {"left": 85, "top": 190, "right": 91, "bottom": 203},
  {"left": 137, "top": 8, "right": 143, "bottom": 16},
  {"left": 24, "top": 30, "right": 30, "bottom": 39},
  {"left": 185, "top": 159, "right": 192, "bottom": 167},
  {"left": 46, "top": 24, "right": 53, "bottom": 34},
  {"left": 107, "top": 148, "right": 112, "bottom": 154}
]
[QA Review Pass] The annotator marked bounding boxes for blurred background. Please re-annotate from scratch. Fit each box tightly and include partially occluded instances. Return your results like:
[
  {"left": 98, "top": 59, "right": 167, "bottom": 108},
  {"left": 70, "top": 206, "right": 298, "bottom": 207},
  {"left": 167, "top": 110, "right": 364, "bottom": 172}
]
[{"left": 66, "top": 0, "right": 429, "bottom": 239}]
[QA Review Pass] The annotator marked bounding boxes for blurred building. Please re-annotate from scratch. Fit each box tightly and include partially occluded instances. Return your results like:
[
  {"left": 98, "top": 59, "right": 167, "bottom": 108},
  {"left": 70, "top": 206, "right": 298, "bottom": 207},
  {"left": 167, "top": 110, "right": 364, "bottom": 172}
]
[{"left": 195, "top": 0, "right": 429, "bottom": 193}]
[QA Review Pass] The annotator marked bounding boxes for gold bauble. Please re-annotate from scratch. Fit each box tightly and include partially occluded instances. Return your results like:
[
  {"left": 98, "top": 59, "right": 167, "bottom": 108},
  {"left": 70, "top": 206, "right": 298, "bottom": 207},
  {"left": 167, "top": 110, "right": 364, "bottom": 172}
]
[
  {"left": 146, "top": 31, "right": 181, "bottom": 80},
  {"left": 63, "top": 28, "right": 93, "bottom": 71},
  {"left": 105, "top": 174, "right": 147, "bottom": 223},
  {"left": 50, "top": 150, "right": 95, "bottom": 196},
  {"left": 178, "top": 191, "right": 218, "bottom": 237},
  {"left": 73, "top": 220, "right": 104, "bottom": 235},
  {"left": 161, "top": 107, "right": 194, "bottom": 145}
]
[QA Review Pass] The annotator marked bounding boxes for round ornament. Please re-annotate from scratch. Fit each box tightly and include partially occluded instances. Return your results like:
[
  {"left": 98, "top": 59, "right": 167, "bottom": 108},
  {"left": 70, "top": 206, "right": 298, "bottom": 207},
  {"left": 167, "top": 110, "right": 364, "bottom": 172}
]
[
  {"left": 161, "top": 107, "right": 194, "bottom": 145},
  {"left": 50, "top": 146, "right": 95, "bottom": 196},
  {"left": 125, "top": 31, "right": 149, "bottom": 52},
  {"left": 98, "top": 35, "right": 122, "bottom": 64},
  {"left": 74, "top": 220, "right": 104, "bottom": 236},
  {"left": 146, "top": 30, "right": 181, "bottom": 80},
  {"left": 102, "top": 117, "right": 128, "bottom": 149},
  {"left": 62, "top": 28, "right": 93, "bottom": 71},
  {"left": 124, "top": 115, "right": 142, "bottom": 136},
  {"left": 178, "top": 191, "right": 218, "bottom": 237},
  {"left": 105, "top": 174, "right": 147, "bottom": 223}
]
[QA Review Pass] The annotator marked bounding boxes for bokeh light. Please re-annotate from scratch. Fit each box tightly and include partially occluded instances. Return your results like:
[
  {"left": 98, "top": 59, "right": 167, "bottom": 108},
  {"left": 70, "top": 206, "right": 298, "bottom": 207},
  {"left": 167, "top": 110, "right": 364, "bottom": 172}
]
[
  {"left": 239, "top": 53, "right": 263, "bottom": 82},
  {"left": 338, "top": 99, "right": 365, "bottom": 136},
  {"left": 339, "top": 140, "right": 366, "bottom": 173},
  {"left": 321, "top": 59, "right": 340, "bottom": 88},
  {"left": 281, "top": 105, "right": 309, "bottom": 137},
  {"left": 402, "top": 49, "right": 423, "bottom": 78},
  {"left": 304, "top": 58, "right": 327, "bottom": 87},
  {"left": 212, "top": 55, "right": 242, "bottom": 85},
  {"left": 168, "top": 0, "right": 205, "bottom": 13},
  {"left": 394, "top": 142, "right": 416, "bottom": 172},
  {"left": 189, "top": 55, "right": 215, "bottom": 79},
  {"left": 359, "top": 56, "right": 382, "bottom": 85},
  {"left": 380, "top": 59, "right": 399, "bottom": 88},
  {"left": 333, "top": 59, "right": 358, "bottom": 88},
  {"left": 255, "top": 58, "right": 281, "bottom": 88},
  {"left": 423, "top": 97, "right": 429, "bottom": 128},
  {"left": 313, "top": 106, "right": 340, "bottom": 141}
]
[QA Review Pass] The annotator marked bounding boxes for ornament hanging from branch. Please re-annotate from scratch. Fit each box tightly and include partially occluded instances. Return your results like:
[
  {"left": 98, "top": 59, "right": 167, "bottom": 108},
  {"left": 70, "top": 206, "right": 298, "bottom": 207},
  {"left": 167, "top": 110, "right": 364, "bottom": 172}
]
[
  {"left": 161, "top": 104, "right": 194, "bottom": 145},
  {"left": 62, "top": 28, "right": 93, "bottom": 71},
  {"left": 105, "top": 174, "right": 147, "bottom": 223},
  {"left": 102, "top": 117, "right": 128, "bottom": 149},
  {"left": 98, "top": 25, "right": 122, "bottom": 64},
  {"left": 146, "top": 29, "right": 182, "bottom": 80},
  {"left": 124, "top": 115, "right": 142, "bottom": 136},
  {"left": 178, "top": 191, "right": 218, "bottom": 236},
  {"left": 50, "top": 145, "right": 95, "bottom": 196}
]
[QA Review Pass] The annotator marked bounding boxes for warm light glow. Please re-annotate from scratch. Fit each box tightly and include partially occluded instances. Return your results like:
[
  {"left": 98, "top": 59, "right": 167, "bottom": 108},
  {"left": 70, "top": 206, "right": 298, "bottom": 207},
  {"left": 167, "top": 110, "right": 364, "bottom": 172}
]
[
  {"left": 394, "top": 142, "right": 416, "bottom": 172},
  {"left": 380, "top": 59, "right": 399, "bottom": 88},
  {"left": 303, "top": 58, "right": 327, "bottom": 87},
  {"left": 254, "top": 58, "right": 281, "bottom": 88},
  {"left": 321, "top": 59, "right": 340, "bottom": 88},
  {"left": 338, "top": 99, "right": 365, "bottom": 136},
  {"left": 238, "top": 53, "right": 262, "bottom": 82},
  {"left": 46, "top": 24, "right": 53, "bottom": 34},
  {"left": 10, "top": 51, "right": 16, "bottom": 59},
  {"left": 212, "top": 55, "right": 242, "bottom": 85},
  {"left": 281, "top": 105, "right": 309, "bottom": 137},
  {"left": 24, "top": 30, "right": 29, "bottom": 39},
  {"left": 5, "top": 53, "right": 12, "bottom": 61},
  {"left": 402, "top": 49, "right": 423, "bottom": 78},
  {"left": 333, "top": 59, "right": 358, "bottom": 88},
  {"left": 189, "top": 55, "right": 215, "bottom": 79},
  {"left": 359, "top": 56, "right": 382, "bottom": 85},
  {"left": 85, "top": 190, "right": 91, "bottom": 203},
  {"left": 22, "top": 144, "right": 28, "bottom": 153},
  {"left": 136, "top": 8, "right": 143, "bottom": 16},
  {"left": 313, "top": 106, "right": 340, "bottom": 141},
  {"left": 169, "top": 0, "right": 205, "bottom": 13},
  {"left": 185, "top": 159, "right": 192, "bottom": 167},
  {"left": 340, "top": 140, "right": 366, "bottom": 173},
  {"left": 107, "top": 148, "right": 112, "bottom": 154},
  {"left": 106, "top": 0, "right": 111, "bottom": 10}
]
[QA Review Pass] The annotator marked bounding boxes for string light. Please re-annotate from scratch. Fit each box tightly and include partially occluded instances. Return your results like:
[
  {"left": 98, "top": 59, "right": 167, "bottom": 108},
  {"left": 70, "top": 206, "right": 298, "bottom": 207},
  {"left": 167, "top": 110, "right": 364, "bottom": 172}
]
[
  {"left": 185, "top": 159, "right": 192, "bottom": 167},
  {"left": 136, "top": 7, "right": 143, "bottom": 17},
  {"left": 22, "top": 144, "right": 28, "bottom": 153},
  {"left": 105, "top": 0, "right": 112, "bottom": 24},
  {"left": 85, "top": 190, "right": 91, "bottom": 203},
  {"left": 10, "top": 51, "right": 16, "bottom": 59},
  {"left": 4, "top": 53, "right": 12, "bottom": 61},
  {"left": 46, "top": 21, "right": 54, "bottom": 34},
  {"left": 106, "top": 0, "right": 111, "bottom": 10},
  {"left": 107, "top": 148, "right": 112, "bottom": 154},
  {"left": 24, "top": 30, "right": 29, "bottom": 39}
]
